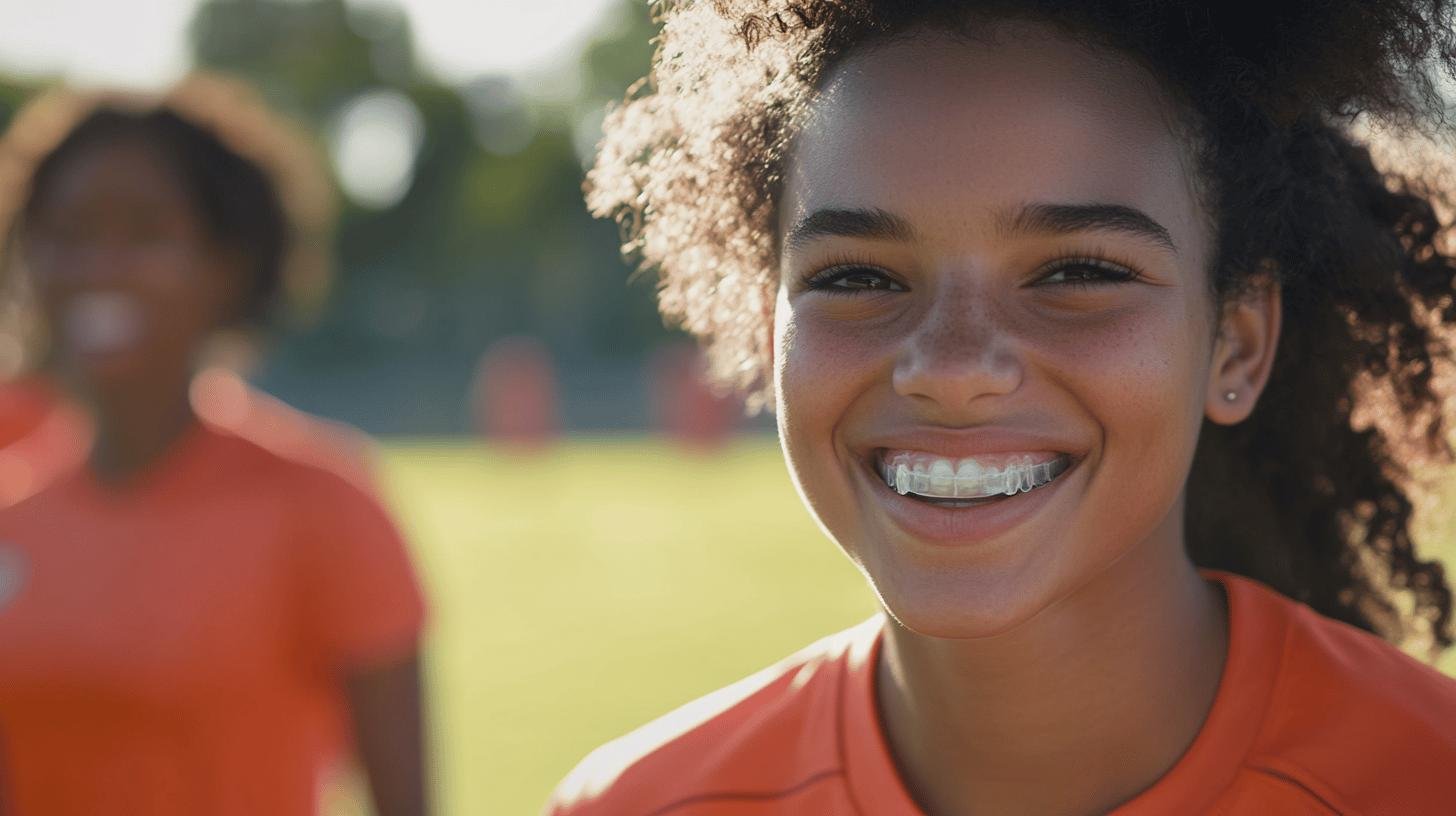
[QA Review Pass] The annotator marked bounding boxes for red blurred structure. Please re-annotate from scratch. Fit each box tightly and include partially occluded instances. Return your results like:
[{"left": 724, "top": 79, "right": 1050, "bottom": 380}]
[
  {"left": 649, "top": 343, "right": 741, "bottom": 451},
  {"left": 470, "top": 336, "right": 560, "bottom": 448}
]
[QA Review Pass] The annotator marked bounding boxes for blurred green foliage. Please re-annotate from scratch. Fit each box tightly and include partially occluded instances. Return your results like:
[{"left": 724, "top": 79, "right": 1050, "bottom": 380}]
[
  {"left": 0, "top": 0, "right": 686, "bottom": 430},
  {"left": 189, "top": 0, "right": 672, "bottom": 391}
]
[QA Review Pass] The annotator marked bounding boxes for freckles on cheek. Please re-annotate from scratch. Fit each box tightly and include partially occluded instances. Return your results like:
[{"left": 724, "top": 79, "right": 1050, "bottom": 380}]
[
  {"left": 775, "top": 308, "right": 865, "bottom": 530},
  {"left": 776, "top": 309, "right": 873, "bottom": 414},
  {"left": 1044, "top": 307, "right": 1205, "bottom": 544},
  {"left": 1048, "top": 307, "right": 1200, "bottom": 434}
]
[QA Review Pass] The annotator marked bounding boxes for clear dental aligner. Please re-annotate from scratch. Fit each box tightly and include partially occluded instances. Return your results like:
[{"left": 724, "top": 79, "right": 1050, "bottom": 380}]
[{"left": 881, "top": 452, "right": 1070, "bottom": 499}]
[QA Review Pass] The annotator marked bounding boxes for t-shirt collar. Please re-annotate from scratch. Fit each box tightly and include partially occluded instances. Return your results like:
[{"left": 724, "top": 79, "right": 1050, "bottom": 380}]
[{"left": 840, "top": 570, "right": 1289, "bottom": 814}]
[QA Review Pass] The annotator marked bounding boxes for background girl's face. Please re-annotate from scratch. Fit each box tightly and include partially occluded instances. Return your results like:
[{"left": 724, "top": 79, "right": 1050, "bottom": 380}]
[
  {"left": 775, "top": 24, "right": 1220, "bottom": 638},
  {"left": 23, "top": 135, "right": 238, "bottom": 390}
]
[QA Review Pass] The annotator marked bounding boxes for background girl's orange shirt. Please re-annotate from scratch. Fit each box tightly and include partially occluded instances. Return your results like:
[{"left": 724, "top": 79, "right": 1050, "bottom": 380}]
[
  {"left": 0, "top": 377, "right": 88, "bottom": 507},
  {"left": 0, "top": 414, "right": 425, "bottom": 816}
]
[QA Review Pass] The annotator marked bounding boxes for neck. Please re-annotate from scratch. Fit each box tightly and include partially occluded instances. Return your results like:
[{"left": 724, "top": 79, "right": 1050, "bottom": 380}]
[
  {"left": 83, "top": 369, "right": 198, "bottom": 485},
  {"left": 877, "top": 508, "right": 1227, "bottom": 816}
]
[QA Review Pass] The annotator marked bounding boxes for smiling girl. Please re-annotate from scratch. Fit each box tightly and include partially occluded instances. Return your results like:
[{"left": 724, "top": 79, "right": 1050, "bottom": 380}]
[
  {"left": 549, "top": 2, "right": 1456, "bottom": 814},
  {"left": 0, "top": 78, "right": 427, "bottom": 816}
]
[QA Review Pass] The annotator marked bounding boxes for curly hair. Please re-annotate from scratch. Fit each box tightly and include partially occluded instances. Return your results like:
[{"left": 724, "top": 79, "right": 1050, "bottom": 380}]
[
  {"left": 588, "top": 0, "right": 1456, "bottom": 653},
  {"left": 0, "top": 74, "right": 335, "bottom": 371}
]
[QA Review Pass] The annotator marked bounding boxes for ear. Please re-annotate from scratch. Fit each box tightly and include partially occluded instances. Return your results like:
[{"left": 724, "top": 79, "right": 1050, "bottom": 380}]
[{"left": 1205, "top": 274, "right": 1281, "bottom": 425}]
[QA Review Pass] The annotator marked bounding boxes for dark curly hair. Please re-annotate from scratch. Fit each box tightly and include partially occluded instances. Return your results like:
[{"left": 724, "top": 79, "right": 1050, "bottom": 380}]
[{"left": 587, "top": 0, "right": 1456, "bottom": 653}]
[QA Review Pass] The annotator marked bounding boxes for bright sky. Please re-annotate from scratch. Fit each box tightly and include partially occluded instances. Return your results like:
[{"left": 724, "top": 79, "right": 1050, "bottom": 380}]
[{"left": 0, "top": 0, "right": 622, "bottom": 88}]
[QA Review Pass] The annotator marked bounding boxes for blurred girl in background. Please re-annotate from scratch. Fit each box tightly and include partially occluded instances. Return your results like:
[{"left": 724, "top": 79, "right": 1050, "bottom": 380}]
[
  {"left": 0, "top": 75, "right": 428, "bottom": 816},
  {"left": 553, "top": 1, "right": 1456, "bottom": 814}
]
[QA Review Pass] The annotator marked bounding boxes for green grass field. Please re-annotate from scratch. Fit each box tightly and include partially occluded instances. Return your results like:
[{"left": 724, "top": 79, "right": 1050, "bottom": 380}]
[
  {"left": 376, "top": 438, "right": 876, "bottom": 816},
  {"left": 331, "top": 437, "right": 1456, "bottom": 815}
]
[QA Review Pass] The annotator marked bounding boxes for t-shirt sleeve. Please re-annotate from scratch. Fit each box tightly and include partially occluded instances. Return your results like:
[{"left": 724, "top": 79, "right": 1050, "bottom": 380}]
[{"left": 292, "top": 469, "right": 427, "bottom": 671}]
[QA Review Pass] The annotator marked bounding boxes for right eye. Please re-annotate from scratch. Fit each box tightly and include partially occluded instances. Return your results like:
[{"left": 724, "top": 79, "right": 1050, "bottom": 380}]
[{"left": 803, "top": 265, "right": 907, "bottom": 294}]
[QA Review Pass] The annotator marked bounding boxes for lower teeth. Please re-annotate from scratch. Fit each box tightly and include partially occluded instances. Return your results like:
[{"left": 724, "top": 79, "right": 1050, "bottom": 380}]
[{"left": 913, "top": 493, "right": 1005, "bottom": 506}]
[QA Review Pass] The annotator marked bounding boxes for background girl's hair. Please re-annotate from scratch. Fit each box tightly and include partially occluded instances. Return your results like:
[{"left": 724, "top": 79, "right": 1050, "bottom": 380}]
[{"left": 587, "top": 0, "right": 1456, "bottom": 653}]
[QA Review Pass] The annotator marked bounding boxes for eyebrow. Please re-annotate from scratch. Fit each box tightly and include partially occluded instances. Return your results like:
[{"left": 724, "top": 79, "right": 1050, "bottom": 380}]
[
  {"left": 783, "top": 201, "right": 1178, "bottom": 255},
  {"left": 1002, "top": 202, "right": 1177, "bottom": 253},
  {"left": 783, "top": 207, "right": 916, "bottom": 252}
]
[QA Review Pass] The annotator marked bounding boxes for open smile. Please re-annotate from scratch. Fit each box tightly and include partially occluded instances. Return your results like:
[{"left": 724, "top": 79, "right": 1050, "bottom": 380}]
[
  {"left": 878, "top": 449, "right": 1073, "bottom": 507},
  {"left": 860, "top": 447, "right": 1081, "bottom": 545}
]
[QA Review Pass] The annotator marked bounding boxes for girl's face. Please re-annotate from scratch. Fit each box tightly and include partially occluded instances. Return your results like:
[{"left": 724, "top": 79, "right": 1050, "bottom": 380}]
[
  {"left": 775, "top": 24, "right": 1232, "bottom": 638},
  {"left": 23, "top": 135, "right": 240, "bottom": 391}
]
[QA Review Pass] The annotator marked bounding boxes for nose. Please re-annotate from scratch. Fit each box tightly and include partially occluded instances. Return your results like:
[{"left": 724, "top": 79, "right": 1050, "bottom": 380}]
[{"left": 892, "top": 286, "right": 1023, "bottom": 410}]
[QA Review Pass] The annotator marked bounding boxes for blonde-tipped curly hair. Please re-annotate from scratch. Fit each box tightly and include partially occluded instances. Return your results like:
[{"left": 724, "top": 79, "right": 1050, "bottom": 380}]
[{"left": 586, "top": 4, "right": 819, "bottom": 412}]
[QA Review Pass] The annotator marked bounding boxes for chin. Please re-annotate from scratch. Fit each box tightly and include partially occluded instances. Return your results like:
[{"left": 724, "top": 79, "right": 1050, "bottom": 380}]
[{"left": 860, "top": 551, "right": 1066, "bottom": 640}]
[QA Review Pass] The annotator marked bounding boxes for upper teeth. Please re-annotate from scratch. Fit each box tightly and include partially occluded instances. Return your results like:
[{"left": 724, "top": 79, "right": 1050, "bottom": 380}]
[
  {"left": 881, "top": 451, "right": 1068, "bottom": 499},
  {"left": 66, "top": 293, "right": 141, "bottom": 355}
]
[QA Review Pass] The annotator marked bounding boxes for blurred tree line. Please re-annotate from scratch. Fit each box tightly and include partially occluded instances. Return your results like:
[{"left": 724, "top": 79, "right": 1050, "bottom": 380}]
[{"left": 2, "top": 0, "right": 677, "bottom": 432}]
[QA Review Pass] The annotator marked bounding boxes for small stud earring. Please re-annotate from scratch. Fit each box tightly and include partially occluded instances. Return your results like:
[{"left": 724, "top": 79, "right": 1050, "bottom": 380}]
[{"left": 1223, "top": 390, "right": 1238, "bottom": 402}]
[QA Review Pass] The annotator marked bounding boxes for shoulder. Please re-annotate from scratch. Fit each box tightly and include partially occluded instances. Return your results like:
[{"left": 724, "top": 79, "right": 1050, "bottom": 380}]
[
  {"left": 1244, "top": 581, "right": 1456, "bottom": 813},
  {"left": 0, "top": 380, "right": 88, "bottom": 508},
  {"left": 201, "top": 416, "right": 399, "bottom": 551},
  {"left": 192, "top": 368, "right": 379, "bottom": 493},
  {"left": 218, "top": 403, "right": 423, "bottom": 668},
  {"left": 0, "top": 377, "right": 56, "bottom": 443},
  {"left": 546, "top": 618, "right": 882, "bottom": 816},
  {"left": 206, "top": 425, "right": 359, "bottom": 499}
]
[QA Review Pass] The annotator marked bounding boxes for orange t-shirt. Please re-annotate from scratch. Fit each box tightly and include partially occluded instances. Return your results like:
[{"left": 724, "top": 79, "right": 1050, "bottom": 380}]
[
  {"left": 0, "top": 377, "right": 56, "bottom": 449},
  {"left": 0, "top": 376, "right": 89, "bottom": 507},
  {"left": 548, "top": 571, "right": 1456, "bottom": 815},
  {"left": 0, "top": 414, "right": 425, "bottom": 816}
]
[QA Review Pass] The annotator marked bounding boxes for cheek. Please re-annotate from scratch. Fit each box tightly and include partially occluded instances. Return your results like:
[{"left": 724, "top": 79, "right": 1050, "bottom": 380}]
[
  {"left": 31, "top": 272, "right": 67, "bottom": 325},
  {"left": 1036, "top": 296, "right": 1211, "bottom": 538},
  {"left": 774, "top": 291, "right": 904, "bottom": 435},
  {"left": 142, "top": 252, "right": 232, "bottom": 337},
  {"left": 774, "top": 291, "right": 888, "bottom": 526},
  {"left": 1047, "top": 304, "right": 1201, "bottom": 415},
  {"left": 139, "top": 246, "right": 202, "bottom": 295},
  {"left": 775, "top": 293, "right": 835, "bottom": 471}
]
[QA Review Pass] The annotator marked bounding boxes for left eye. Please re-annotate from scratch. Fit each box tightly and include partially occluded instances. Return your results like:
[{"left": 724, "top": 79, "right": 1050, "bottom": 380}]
[
  {"left": 1038, "top": 259, "right": 1137, "bottom": 286},
  {"left": 804, "top": 265, "right": 907, "bottom": 293}
]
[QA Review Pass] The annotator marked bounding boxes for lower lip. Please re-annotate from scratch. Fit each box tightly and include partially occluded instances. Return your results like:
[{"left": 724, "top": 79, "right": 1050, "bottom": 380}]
[{"left": 861, "top": 456, "right": 1077, "bottom": 546}]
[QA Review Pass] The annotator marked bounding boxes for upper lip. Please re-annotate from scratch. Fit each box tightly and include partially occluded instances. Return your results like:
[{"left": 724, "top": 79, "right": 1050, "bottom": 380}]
[{"left": 855, "top": 426, "right": 1084, "bottom": 461}]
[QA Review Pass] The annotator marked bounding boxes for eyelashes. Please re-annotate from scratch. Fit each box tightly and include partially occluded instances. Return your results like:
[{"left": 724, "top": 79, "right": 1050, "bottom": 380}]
[
  {"left": 1035, "top": 255, "right": 1141, "bottom": 289},
  {"left": 803, "top": 260, "right": 906, "bottom": 295},
  {"left": 800, "top": 250, "right": 1143, "bottom": 294}
]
